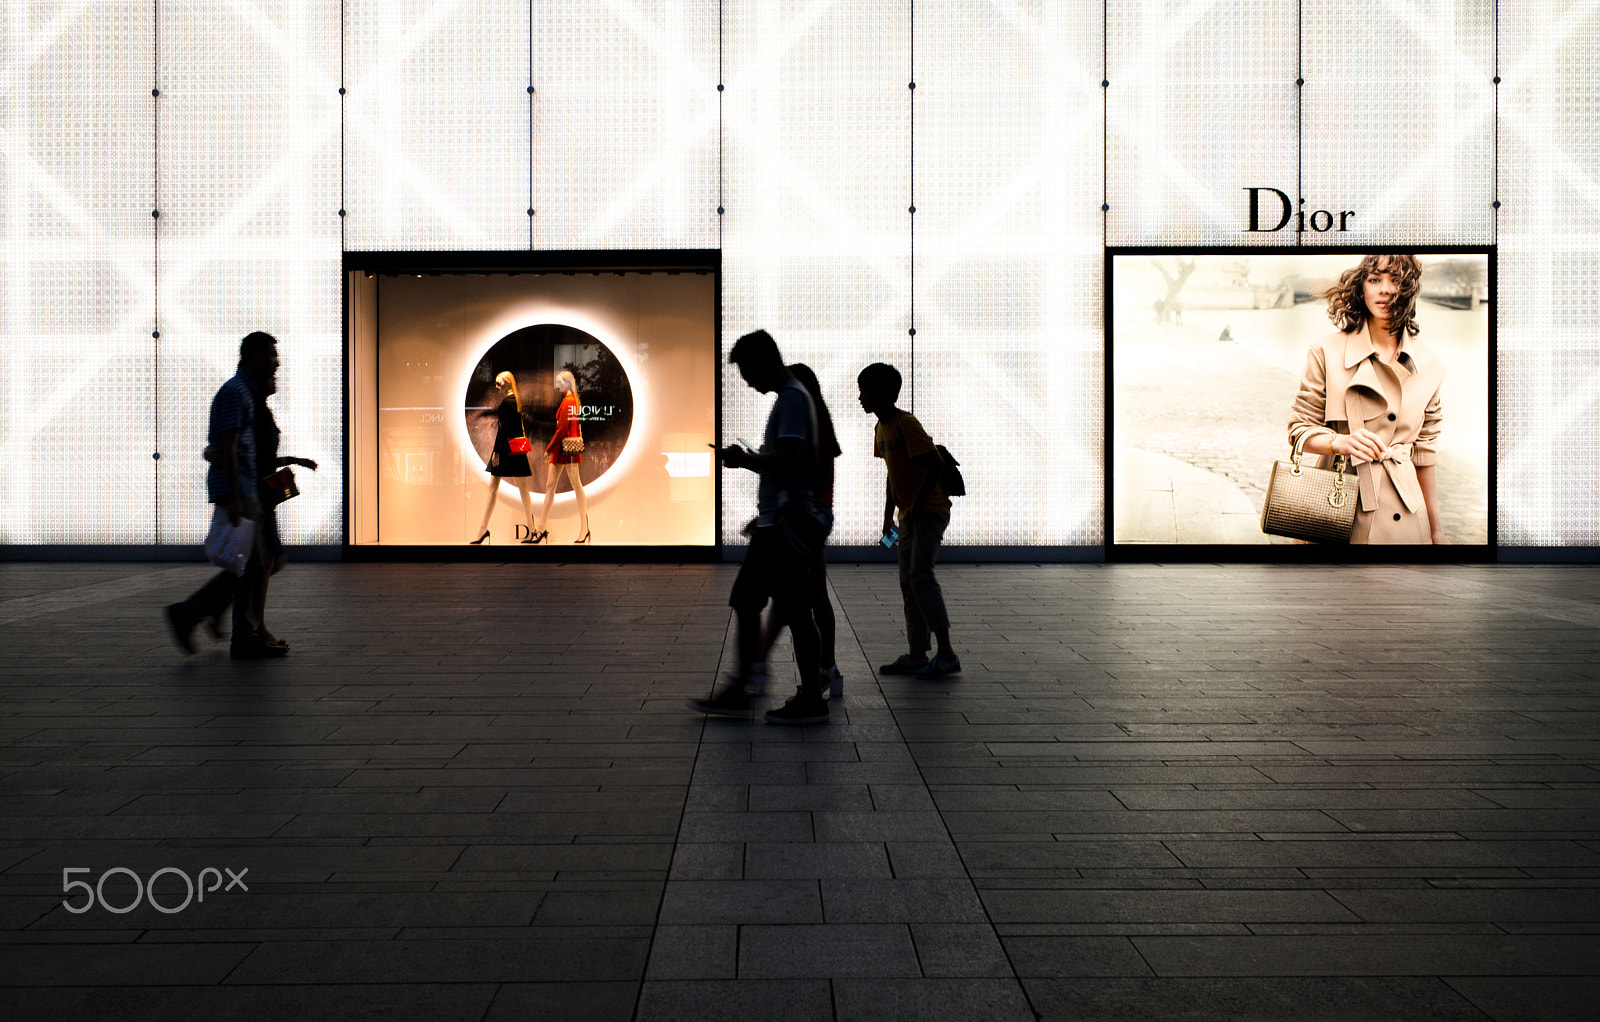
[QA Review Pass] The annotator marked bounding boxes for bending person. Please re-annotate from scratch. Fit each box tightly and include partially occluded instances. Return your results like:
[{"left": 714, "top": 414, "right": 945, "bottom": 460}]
[
  {"left": 534, "top": 369, "right": 591, "bottom": 544},
  {"left": 470, "top": 371, "right": 537, "bottom": 544}
]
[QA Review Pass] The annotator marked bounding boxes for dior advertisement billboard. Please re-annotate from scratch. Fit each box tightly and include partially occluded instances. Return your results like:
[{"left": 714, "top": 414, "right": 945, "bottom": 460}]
[{"left": 1107, "top": 249, "right": 1492, "bottom": 555}]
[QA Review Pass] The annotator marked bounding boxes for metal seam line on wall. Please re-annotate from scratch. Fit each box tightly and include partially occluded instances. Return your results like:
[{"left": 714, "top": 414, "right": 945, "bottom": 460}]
[
  {"left": 152, "top": 0, "right": 162, "bottom": 541},
  {"left": 1492, "top": 0, "right": 1500, "bottom": 242},
  {"left": 717, "top": 0, "right": 724, "bottom": 241},
  {"left": 908, "top": 0, "right": 916, "bottom": 413},
  {"left": 339, "top": 2, "right": 346, "bottom": 241},
  {"left": 1296, "top": 0, "right": 1303, "bottom": 248},
  {"left": 1100, "top": 2, "right": 1108, "bottom": 233},
  {"left": 528, "top": 0, "right": 535, "bottom": 250}
]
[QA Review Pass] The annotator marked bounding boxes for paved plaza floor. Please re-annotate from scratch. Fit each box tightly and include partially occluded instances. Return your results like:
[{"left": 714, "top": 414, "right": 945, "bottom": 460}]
[{"left": 2, "top": 560, "right": 1598, "bottom": 1020}]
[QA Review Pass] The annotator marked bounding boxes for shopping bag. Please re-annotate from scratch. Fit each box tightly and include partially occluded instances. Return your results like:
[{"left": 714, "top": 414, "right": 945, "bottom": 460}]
[{"left": 204, "top": 507, "right": 258, "bottom": 576}]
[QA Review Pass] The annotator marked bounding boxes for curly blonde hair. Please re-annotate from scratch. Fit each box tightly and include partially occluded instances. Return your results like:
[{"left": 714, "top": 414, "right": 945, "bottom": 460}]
[{"left": 1320, "top": 254, "right": 1423, "bottom": 338}]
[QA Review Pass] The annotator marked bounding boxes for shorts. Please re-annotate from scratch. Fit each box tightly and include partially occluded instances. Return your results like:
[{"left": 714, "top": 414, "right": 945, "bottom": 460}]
[{"left": 729, "top": 524, "right": 813, "bottom": 619}]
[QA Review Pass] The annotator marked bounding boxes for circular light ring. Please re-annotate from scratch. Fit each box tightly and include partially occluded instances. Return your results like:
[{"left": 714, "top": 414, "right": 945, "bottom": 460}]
[{"left": 449, "top": 306, "right": 650, "bottom": 513}]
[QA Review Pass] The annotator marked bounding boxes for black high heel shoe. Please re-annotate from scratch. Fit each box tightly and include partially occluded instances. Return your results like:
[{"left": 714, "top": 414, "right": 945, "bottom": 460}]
[
  {"left": 521, "top": 530, "right": 547, "bottom": 545},
  {"left": 574, "top": 527, "right": 591, "bottom": 544},
  {"left": 469, "top": 530, "right": 490, "bottom": 545}
]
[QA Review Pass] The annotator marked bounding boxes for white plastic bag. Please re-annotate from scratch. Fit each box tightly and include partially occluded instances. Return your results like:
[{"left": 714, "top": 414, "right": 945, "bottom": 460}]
[{"left": 203, "top": 507, "right": 257, "bottom": 576}]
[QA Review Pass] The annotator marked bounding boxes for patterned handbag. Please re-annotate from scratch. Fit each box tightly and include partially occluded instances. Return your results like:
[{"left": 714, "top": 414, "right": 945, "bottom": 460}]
[
  {"left": 1261, "top": 429, "right": 1358, "bottom": 543},
  {"left": 561, "top": 435, "right": 584, "bottom": 454}
]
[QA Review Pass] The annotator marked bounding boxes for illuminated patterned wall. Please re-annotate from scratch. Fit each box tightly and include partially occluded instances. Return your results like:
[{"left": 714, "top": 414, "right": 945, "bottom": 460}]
[{"left": 2, "top": 1, "right": 1598, "bottom": 548}]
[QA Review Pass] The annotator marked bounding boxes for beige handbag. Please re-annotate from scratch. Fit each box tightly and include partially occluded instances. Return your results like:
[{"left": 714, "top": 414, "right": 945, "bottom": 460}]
[{"left": 1261, "top": 429, "right": 1358, "bottom": 543}]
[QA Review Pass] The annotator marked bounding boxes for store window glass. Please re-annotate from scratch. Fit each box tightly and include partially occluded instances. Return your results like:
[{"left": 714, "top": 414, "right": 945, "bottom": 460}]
[{"left": 348, "top": 259, "right": 716, "bottom": 547}]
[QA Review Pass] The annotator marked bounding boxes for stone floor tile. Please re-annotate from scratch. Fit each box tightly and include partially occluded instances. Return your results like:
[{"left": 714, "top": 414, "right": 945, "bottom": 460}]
[
  {"left": 1023, "top": 976, "right": 1489, "bottom": 1022},
  {"left": 1131, "top": 933, "right": 1600, "bottom": 977},
  {"left": 822, "top": 878, "right": 988, "bottom": 923},
  {"left": 655, "top": 880, "right": 823, "bottom": 925},
  {"left": 1004, "top": 934, "right": 1157, "bottom": 977},
  {"left": 980, "top": 889, "right": 1361, "bottom": 926},
  {"left": 747, "top": 784, "right": 875, "bottom": 812},
  {"left": 832, "top": 977, "right": 1034, "bottom": 1022},
  {"left": 910, "top": 923, "right": 1014, "bottom": 977},
  {"left": 678, "top": 810, "right": 815, "bottom": 844},
  {"left": 482, "top": 981, "right": 638, "bottom": 1022},
  {"left": 643, "top": 924, "right": 738, "bottom": 980},
  {"left": 812, "top": 810, "right": 950, "bottom": 842},
  {"left": 224, "top": 936, "right": 650, "bottom": 985},
  {"left": 634, "top": 978, "right": 833, "bottom": 1021},
  {"left": 1, "top": 984, "right": 500, "bottom": 1022},
  {"left": 1444, "top": 976, "right": 1600, "bottom": 1022},
  {"left": 669, "top": 842, "right": 745, "bottom": 880},
  {"left": 738, "top": 922, "right": 919, "bottom": 978},
  {"left": 744, "top": 841, "right": 894, "bottom": 880}
]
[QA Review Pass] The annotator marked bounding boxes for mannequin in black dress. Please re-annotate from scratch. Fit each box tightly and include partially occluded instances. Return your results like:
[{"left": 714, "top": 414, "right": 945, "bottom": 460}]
[{"left": 470, "top": 371, "right": 537, "bottom": 544}]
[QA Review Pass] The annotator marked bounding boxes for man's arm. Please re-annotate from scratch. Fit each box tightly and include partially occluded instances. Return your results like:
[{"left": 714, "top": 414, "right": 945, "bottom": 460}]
[
  {"left": 721, "top": 436, "right": 807, "bottom": 480},
  {"left": 214, "top": 428, "right": 243, "bottom": 525}
]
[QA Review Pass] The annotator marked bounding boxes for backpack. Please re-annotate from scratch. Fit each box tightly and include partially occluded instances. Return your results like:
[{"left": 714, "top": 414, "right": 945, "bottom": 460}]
[{"left": 936, "top": 444, "right": 966, "bottom": 497}]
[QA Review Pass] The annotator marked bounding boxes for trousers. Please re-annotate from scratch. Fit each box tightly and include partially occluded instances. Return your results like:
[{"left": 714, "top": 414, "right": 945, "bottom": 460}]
[
  {"left": 181, "top": 510, "right": 268, "bottom": 640},
  {"left": 898, "top": 510, "right": 950, "bottom": 653}
]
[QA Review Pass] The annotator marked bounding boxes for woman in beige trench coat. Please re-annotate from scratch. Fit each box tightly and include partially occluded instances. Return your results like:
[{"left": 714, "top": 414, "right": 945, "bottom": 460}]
[{"left": 1288, "top": 254, "right": 1449, "bottom": 544}]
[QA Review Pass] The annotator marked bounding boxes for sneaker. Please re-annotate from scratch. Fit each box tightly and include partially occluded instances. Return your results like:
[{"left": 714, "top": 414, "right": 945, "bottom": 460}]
[
  {"left": 165, "top": 604, "right": 196, "bottom": 655},
  {"left": 764, "top": 691, "right": 829, "bottom": 725},
  {"left": 689, "top": 682, "right": 755, "bottom": 719},
  {"left": 879, "top": 653, "right": 929, "bottom": 676},
  {"left": 914, "top": 653, "right": 962, "bottom": 679},
  {"left": 821, "top": 664, "right": 844, "bottom": 700}
]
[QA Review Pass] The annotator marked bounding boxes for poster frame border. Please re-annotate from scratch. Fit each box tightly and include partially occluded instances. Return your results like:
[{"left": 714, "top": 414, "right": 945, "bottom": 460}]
[
  {"left": 340, "top": 248, "right": 722, "bottom": 561},
  {"left": 1102, "top": 243, "right": 1497, "bottom": 564}
]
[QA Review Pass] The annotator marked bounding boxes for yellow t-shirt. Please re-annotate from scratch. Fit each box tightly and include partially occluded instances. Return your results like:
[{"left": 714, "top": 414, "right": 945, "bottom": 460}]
[{"left": 874, "top": 412, "right": 952, "bottom": 520}]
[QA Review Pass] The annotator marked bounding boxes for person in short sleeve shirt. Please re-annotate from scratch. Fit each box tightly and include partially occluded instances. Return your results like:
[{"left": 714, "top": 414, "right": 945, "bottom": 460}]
[
  {"left": 875, "top": 409, "right": 951, "bottom": 522},
  {"left": 166, "top": 331, "right": 283, "bottom": 660},
  {"left": 691, "top": 329, "right": 829, "bottom": 726},
  {"left": 859, "top": 362, "right": 960, "bottom": 680}
]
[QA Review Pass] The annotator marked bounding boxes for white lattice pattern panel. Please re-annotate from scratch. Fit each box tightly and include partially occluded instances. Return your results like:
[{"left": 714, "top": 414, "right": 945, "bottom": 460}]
[
  {"left": 1302, "top": 0, "right": 1494, "bottom": 245},
  {"left": 531, "top": 1, "right": 717, "bottom": 250},
  {"left": 1495, "top": 0, "right": 1600, "bottom": 544},
  {"left": 917, "top": 1, "right": 1104, "bottom": 545},
  {"left": 720, "top": 0, "right": 911, "bottom": 546},
  {"left": 343, "top": 0, "right": 529, "bottom": 251},
  {"left": 156, "top": 0, "right": 342, "bottom": 544},
  {"left": 1107, "top": 0, "right": 1298, "bottom": 246},
  {"left": 2, "top": 1, "right": 1598, "bottom": 551},
  {"left": 0, "top": 4, "right": 156, "bottom": 543}
]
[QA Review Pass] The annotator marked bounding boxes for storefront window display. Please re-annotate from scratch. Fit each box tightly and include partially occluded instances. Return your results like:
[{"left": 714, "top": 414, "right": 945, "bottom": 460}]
[{"left": 347, "top": 255, "right": 717, "bottom": 547}]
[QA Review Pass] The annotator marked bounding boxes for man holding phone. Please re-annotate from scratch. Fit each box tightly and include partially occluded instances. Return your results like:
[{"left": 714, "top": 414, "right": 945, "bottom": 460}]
[
  {"left": 691, "top": 330, "right": 828, "bottom": 725},
  {"left": 858, "top": 362, "right": 960, "bottom": 679}
]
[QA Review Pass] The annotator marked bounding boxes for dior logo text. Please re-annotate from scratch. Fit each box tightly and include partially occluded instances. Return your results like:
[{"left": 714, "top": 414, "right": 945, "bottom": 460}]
[{"left": 1244, "top": 187, "right": 1355, "bottom": 233}]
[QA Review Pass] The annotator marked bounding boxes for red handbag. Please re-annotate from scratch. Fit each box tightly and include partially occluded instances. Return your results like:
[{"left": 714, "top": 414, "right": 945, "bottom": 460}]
[{"left": 508, "top": 437, "right": 532, "bottom": 454}]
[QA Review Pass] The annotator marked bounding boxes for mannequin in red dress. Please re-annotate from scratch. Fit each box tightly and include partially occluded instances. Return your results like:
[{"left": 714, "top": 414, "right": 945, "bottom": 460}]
[{"left": 533, "top": 370, "right": 591, "bottom": 543}]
